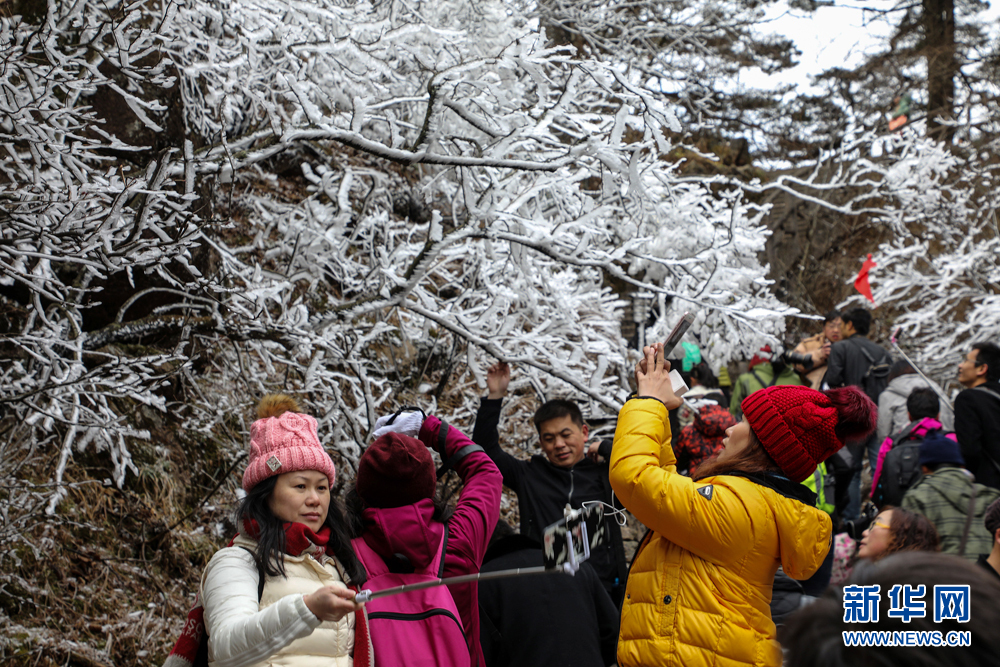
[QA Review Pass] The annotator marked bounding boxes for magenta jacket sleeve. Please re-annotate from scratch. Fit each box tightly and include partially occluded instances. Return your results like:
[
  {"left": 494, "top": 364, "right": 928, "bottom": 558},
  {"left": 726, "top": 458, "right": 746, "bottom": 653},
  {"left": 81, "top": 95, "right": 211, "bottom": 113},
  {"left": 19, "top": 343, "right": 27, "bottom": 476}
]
[
  {"left": 419, "top": 415, "right": 502, "bottom": 572},
  {"left": 419, "top": 415, "right": 501, "bottom": 667}
]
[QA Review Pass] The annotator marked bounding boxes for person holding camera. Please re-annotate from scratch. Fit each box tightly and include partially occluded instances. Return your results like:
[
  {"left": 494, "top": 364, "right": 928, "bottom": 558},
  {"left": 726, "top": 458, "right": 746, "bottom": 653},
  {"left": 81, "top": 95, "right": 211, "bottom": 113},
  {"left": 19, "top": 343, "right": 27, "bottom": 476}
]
[
  {"left": 786, "top": 310, "right": 843, "bottom": 390},
  {"left": 609, "top": 343, "right": 876, "bottom": 667}
]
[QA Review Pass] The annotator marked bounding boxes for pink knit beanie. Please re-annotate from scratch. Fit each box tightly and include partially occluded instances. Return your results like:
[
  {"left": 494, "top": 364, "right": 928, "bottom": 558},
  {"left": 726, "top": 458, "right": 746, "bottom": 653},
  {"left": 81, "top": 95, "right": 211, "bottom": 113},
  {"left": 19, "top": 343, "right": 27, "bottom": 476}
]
[{"left": 243, "top": 394, "right": 337, "bottom": 492}]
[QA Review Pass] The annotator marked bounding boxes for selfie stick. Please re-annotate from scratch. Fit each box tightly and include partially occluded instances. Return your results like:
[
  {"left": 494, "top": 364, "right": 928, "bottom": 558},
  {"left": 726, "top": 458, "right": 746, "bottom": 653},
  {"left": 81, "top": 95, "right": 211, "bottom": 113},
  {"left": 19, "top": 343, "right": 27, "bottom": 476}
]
[
  {"left": 355, "top": 512, "right": 594, "bottom": 603},
  {"left": 888, "top": 327, "right": 954, "bottom": 414},
  {"left": 354, "top": 565, "right": 569, "bottom": 603}
]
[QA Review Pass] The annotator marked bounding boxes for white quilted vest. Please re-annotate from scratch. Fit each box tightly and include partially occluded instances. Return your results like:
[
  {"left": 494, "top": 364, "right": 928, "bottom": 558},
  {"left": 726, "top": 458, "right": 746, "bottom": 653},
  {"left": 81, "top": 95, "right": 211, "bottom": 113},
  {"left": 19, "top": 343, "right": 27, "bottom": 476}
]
[{"left": 237, "top": 537, "right": 355, "bottom": 667}]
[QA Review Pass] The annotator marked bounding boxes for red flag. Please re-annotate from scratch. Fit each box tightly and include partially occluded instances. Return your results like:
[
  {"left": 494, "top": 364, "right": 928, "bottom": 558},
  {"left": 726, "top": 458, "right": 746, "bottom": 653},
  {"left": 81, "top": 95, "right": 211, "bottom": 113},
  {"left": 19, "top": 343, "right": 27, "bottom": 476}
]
[{"left": 855, "top": 254, "right": 877, "bottom": 304}]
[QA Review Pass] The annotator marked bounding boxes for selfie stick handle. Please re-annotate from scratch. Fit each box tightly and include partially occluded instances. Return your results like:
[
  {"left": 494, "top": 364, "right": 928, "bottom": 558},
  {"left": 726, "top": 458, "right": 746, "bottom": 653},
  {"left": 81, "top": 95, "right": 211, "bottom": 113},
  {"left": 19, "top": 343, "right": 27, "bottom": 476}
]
[
  {"left": 887, "top": 328, "right": 954, "bottom": 415},
  {"left": 355, "top": 566, "right": 557, "bottom": 603}
]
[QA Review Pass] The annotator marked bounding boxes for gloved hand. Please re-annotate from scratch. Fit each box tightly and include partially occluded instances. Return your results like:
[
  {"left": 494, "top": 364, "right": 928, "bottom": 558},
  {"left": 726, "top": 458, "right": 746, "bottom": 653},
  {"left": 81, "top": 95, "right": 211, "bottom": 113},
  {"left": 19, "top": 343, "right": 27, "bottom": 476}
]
[{"left": 372, "top": 409, "right": 425, "bottom": 440}]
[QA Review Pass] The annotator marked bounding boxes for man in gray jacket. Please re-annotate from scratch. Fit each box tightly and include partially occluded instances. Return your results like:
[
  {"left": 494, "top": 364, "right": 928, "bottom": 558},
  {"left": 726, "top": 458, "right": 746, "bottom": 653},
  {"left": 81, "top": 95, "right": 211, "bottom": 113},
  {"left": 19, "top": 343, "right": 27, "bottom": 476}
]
[{"left": 878, "top": 360, "right": 954, "bottom": 442}]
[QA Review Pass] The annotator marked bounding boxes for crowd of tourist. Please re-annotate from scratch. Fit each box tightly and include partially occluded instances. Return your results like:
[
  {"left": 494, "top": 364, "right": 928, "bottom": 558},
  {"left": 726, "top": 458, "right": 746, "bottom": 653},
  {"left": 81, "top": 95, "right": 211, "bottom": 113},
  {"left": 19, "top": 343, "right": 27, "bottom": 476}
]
[{"left": 163, "top": 308, "right": 1000, "bottom": 667}]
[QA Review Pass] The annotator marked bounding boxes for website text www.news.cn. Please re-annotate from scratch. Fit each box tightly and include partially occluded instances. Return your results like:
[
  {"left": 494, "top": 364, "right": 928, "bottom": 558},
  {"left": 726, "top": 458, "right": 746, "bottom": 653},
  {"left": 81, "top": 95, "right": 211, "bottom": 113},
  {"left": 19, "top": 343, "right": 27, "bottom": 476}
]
[{"left": 841, "top": 583, "right": 971, "bottom": 647}]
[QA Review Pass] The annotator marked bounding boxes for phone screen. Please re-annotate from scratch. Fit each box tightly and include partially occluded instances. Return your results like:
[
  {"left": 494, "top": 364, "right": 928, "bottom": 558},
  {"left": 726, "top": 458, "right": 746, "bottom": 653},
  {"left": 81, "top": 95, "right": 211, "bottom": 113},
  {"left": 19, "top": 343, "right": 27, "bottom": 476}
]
[
  {"left": 542, "top": 505, "right": 607, "bottom": 570},
  {"left": 662, "top": 312, "right": 694, "bottom": 358}
]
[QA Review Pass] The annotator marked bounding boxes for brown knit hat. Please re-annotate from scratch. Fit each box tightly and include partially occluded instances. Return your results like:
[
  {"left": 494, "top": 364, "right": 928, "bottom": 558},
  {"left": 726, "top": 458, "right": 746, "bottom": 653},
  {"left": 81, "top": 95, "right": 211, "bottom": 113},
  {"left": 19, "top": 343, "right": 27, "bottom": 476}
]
[
  {"left": 356, "top": 432, "right": 436, "bottom": 508},
  {"left": 986, "top": 498, "right": 1000, "bottom": 537},
  {"left": 740, "top": 385, "right": 876, "bottom": 483}
]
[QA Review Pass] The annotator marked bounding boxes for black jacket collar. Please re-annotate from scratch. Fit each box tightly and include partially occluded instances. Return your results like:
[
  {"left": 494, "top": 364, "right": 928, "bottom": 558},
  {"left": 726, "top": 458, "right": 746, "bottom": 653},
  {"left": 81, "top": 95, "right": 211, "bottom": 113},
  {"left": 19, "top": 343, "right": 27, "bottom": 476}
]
[{"left": 723, "top": 470, "right": 817, "bottom": 506}]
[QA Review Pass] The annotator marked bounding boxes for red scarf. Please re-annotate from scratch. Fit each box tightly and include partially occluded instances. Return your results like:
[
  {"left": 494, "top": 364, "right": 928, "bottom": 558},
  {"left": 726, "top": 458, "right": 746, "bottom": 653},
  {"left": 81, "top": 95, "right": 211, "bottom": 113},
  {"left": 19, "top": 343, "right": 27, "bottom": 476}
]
[
  {"left": 163, "top": 522, "right": 372, "bottom": 667},
  {"left": 242, "top": 519, "right": 332, "bottom": 557}
]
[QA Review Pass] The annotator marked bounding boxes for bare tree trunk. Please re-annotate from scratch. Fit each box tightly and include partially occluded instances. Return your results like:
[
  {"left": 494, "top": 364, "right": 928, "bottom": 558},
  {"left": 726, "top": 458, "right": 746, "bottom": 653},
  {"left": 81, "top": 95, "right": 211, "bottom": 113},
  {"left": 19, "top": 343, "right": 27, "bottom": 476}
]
[{"left": 923, "top": 0, "right": 957, "bottom": 142}]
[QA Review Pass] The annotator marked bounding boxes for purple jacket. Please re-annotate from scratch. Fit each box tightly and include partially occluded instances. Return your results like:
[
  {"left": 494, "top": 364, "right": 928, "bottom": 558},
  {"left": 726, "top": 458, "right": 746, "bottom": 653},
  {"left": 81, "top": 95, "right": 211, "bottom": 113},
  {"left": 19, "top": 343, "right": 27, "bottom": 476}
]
[
  {"left": 871, "top": 417, "right": 956, "bottom": 493},
  {"left": 360, "top": 415, "right": 502, "bottom": 667}
]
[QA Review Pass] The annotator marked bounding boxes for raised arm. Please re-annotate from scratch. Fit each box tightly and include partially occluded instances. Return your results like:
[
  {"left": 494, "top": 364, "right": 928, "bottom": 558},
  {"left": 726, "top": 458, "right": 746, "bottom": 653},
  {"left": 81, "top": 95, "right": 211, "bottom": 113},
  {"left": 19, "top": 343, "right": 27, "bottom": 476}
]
[
  {"left": 610, "top": 346, "right": 756, "bottom": 565},
  {"left": 470, "top": 362, "right": 527, "bottom": 491},
  {"left": 610, "top": 399, "right": 756, "bottom": 565},
  {"left": 420, "top": 415, "right": 502, "bottom": 571}
]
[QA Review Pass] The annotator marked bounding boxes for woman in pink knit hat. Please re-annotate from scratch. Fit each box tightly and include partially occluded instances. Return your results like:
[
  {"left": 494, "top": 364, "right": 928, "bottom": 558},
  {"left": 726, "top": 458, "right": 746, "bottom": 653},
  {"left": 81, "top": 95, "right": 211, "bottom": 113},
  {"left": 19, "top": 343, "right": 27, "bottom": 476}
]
[
  {"left": 194, "top": 394, "right": 371, "bottom": 667},
  {"left": 609, "top": 343, "right": 877, "bottom": 667}
]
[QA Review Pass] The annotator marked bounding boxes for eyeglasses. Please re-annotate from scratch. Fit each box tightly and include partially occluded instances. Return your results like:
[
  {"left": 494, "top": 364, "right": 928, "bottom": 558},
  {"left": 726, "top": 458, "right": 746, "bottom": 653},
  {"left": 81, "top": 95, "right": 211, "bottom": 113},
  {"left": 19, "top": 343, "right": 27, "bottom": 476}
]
[{"left": 871, "top": 520, "right": 891, "bottom": 531}]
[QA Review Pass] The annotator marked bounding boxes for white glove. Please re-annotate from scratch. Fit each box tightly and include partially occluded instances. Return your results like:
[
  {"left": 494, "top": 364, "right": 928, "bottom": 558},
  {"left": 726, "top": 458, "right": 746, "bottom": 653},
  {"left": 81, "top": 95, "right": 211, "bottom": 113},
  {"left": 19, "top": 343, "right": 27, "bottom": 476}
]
[{"left": 372, "top": 411, "right": 425, "bottom": 440}]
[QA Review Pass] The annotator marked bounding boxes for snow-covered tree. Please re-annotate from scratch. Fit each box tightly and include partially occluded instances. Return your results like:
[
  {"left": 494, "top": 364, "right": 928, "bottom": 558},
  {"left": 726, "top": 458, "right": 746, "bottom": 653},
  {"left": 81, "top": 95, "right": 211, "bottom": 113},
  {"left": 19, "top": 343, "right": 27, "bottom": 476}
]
[
  {"left": 0, "top": 0, "right": 804, "bottom": 532},
  {"left": 836, "top": 125, "right": 1000, "bottom": 386}
]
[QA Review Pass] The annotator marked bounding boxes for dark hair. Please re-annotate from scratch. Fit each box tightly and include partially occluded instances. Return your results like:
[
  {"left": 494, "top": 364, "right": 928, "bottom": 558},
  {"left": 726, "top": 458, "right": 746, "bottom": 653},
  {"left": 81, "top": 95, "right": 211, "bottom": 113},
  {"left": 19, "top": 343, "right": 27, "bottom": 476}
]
[
  {"left": 985, "top": 497, "right": 1000, "bottom": 536},
  {"left": 841, "top": 307, "right": 872, "bottom": 336},
  {"left": 823, "top": 310, "right": 841, "bottom": 324},
  {"left": 533, "top": 399, "right": 585, "bottom": 432},
  {"left": 971, "top": 342, "right": 1000, "bottom": 383},
  {"left": 887, "top": 359, "right": 916, "bottom": 382},
  {"left": 881, "top": 505, "right": 940, "bottom": 560},
  {"left": 780, "top": 552, "right": 1000, "bottom": 667},
  {"left": 906, "top": 387, "right": 939, "bottom": 421},
  {"left": 234, "top": 476, "right": 366, "bottom": 584},
  {"left": 692, "top": 425, "right": 782, "bottom": 481},
  {"left": 689, "top": 362, "right": 718, "bottom": 389}
]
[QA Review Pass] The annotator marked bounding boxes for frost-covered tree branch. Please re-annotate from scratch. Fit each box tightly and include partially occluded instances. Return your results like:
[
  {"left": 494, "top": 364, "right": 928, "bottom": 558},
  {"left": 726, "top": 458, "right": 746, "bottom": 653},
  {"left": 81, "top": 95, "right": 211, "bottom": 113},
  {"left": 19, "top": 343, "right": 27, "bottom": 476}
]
[{"left": 1, "top": 0, "right": 802, "bottom": 523}]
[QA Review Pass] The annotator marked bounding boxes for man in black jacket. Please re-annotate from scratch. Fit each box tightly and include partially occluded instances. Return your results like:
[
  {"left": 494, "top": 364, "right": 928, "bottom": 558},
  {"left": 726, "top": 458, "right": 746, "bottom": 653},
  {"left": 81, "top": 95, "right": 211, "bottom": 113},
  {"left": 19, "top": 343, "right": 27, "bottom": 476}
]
[
  {"left": 955, "top": 341, "right": 1000, "bottom": 490},
  {"left": 478, "top": 521, "right": 619, "bottom": 667},
  {"left": 822, "top": 307, "right": 892, "bottom": 521},
  {"left": 472, "top": 362, "right": 628, "bottom": 606}
]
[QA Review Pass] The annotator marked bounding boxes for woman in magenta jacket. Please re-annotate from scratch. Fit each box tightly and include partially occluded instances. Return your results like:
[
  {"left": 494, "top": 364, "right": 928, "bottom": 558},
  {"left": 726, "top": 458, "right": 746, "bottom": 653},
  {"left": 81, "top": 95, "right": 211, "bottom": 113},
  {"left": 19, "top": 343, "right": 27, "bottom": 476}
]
[{"left": 346, "top": 411, "right": 502, "bottom": 667}]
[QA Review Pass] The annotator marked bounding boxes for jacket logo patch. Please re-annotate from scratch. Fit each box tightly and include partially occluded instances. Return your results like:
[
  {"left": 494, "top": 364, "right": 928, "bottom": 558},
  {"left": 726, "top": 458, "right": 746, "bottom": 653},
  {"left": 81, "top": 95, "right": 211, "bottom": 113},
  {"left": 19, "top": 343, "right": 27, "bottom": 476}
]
[{"left": 697, "top": 485, "right": 714, "bottom": 500}]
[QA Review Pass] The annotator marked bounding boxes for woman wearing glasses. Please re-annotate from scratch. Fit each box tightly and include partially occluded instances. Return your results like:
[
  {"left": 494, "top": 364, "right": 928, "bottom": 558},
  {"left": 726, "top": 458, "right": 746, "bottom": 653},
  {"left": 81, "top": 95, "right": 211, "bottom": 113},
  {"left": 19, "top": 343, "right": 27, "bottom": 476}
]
[{"left": 857, "top": 506, "right": 939, "bottom": 562}]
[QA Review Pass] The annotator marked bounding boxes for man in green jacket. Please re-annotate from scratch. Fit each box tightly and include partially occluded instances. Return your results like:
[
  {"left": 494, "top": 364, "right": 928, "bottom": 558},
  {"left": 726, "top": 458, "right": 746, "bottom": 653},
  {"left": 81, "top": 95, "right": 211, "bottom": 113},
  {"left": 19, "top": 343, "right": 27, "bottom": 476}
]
[
  {"left": 901, "top": 432, "right": 1000, "bottom": 560},
  {"left": 729, "top": 345, "right": 805, "bottom": 420}
]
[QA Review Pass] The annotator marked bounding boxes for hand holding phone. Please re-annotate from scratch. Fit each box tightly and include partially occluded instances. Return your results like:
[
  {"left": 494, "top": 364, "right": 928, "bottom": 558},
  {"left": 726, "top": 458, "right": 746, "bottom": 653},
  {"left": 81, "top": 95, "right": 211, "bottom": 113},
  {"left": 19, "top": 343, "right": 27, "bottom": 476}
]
[{"left": 635, "top": 343, "right": 684, "bottom": 410}]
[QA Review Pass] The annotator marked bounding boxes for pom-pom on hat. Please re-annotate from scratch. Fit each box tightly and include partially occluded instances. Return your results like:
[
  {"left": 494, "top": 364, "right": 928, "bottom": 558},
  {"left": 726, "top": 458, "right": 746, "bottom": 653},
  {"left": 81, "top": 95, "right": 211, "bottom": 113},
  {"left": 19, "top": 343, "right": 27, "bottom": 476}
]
[
  {"left": 740, "top": 385, "right": 876, "bottom": 483},
  {"left": 356, "top": 432, "right": 436, "bottom": 508},
  {"left": 243, "top": 394, "right": 337, "bottom": 492},
  {"left": 919, "top": 432, "right": 964, "bottom": 468}
]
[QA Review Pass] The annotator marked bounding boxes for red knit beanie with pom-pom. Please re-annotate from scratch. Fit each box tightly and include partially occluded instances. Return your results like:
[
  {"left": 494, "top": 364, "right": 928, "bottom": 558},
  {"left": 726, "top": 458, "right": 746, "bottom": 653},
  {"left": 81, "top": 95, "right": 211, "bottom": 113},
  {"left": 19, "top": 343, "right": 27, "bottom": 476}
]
[{"left": 740, "top": 385, "right": 876, "bottom": 483}]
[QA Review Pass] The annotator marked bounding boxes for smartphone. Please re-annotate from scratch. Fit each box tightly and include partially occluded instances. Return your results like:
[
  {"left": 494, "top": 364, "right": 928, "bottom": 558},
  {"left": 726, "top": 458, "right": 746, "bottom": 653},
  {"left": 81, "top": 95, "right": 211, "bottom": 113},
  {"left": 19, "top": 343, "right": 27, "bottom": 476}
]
[
  {"left": 542, "top": 505, "right": 607, "bottom": 571},
  {"left": 662, "top": 311, "right": 694, "bottom": 358}
]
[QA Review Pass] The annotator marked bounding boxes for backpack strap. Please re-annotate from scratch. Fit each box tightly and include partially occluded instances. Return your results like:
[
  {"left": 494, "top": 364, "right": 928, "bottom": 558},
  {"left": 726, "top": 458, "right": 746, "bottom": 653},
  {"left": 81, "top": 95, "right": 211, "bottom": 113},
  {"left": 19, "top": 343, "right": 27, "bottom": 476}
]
[
  {"left": 437, "top": 444, "right": 485, "bottom": 478},
  {"left": 958, "top": 478, "right": 979, "bottom": 557},
  {"left": 848, "top": 338, "right": 890, "bottom": 374},
  {"left": 351, "top": 537, "right": 391, "bottom": 578},
  {"left": 889, "top": 420, "right": 922, "bottom": 448},
  {"left": 750, "top": 369, "right": 776, "bottom": 389},
  {"left": 435, "top": 523, "right": 450, "bottom": 578}
]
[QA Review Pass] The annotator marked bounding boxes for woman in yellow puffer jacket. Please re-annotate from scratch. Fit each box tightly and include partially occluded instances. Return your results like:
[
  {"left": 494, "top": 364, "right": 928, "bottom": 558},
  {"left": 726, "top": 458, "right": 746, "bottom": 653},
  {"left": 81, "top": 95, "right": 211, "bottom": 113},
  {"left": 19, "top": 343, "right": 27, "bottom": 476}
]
[{"left": 610, "top": 344, "right": 876, "bottom": 667}]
